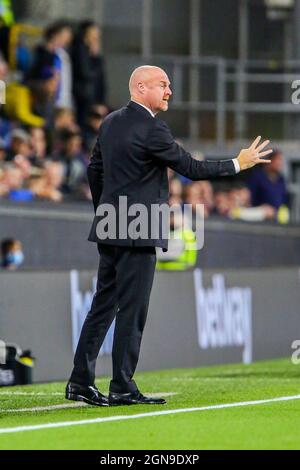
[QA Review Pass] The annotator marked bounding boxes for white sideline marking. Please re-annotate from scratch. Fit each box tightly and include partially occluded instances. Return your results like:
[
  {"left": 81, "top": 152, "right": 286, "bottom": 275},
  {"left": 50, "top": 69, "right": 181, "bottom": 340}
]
[
  {"left": 0, "top": 391, "right": 177, "bottom": 397},
  {"left": 171, "top": 377, "right": 296, "bottom": 382},
  {"left": 0, "top": 394, "right": 300, "bottom": 435},
  {"left": 1, "top": 403, "right": 87, "bottom": 413},
  {"left": 144, "top": 392, "right": 177, "bottom": 397},
  {"left": 0, "top": 393, "right": 177, "bottom": 414},
  {"left": 0, "top": 392, "right": 63, "bottom": 396}
]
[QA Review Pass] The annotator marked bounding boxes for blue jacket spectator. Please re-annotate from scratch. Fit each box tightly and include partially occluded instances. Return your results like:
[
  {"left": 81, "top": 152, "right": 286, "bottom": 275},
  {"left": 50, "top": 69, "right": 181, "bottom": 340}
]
[
  {"left": 27, "top": 21, "right": 73, "bottom": 104},
  {"left": 247, "top": 150, "right": 288, "bottom": 209}
]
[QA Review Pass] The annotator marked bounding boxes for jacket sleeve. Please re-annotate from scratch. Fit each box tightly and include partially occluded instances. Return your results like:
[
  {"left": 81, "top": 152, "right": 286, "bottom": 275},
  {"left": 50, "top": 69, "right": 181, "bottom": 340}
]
[
  {"left": 147, "top": 119, "right": 236, "bottom": 180},
  {"left": 87, "top": 133, "right": 104, "bottom": 212}
]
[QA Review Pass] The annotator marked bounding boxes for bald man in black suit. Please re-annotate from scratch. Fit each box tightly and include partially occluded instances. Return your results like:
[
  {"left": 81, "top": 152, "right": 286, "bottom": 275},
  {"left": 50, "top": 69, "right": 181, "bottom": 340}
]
[{"left": 66, "top": 65, "right": 272, "bottom": 407}]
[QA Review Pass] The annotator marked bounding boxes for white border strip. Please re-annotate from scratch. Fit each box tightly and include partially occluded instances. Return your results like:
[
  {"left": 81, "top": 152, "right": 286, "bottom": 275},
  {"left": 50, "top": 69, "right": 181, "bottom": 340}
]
[
  {"left": 1, "top": 394, "right": 300, "bottom": 435},
  {"left": 0, "top": 392, "right": 63, "bottom": 396},
  {"left": 0, "top": 391, "right": 177, "bottom": 397},
  {"left": 0, "top": 394, "right": 177, "bottom": 413},
  {"left": 1, "top": 403, "right": 86, "bottom": 413}
]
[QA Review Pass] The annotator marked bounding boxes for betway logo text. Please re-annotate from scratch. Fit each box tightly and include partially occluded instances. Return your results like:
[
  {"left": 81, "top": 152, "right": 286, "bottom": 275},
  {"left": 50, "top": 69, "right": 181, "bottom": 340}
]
[{"left": 193, "top": 269, "right": 252, "bottom": 364}]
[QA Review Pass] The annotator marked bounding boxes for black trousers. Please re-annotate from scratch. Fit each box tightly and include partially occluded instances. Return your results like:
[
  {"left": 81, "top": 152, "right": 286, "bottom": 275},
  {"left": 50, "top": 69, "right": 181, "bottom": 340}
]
[{"left": 70, "top": 243, "right": 156, "bottom": 393}]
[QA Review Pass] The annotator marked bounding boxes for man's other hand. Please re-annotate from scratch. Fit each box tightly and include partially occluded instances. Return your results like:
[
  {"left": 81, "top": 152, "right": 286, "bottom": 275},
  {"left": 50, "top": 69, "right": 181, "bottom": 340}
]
[{"left": 237, "top": 136, "right": 272, "bottom": 171}]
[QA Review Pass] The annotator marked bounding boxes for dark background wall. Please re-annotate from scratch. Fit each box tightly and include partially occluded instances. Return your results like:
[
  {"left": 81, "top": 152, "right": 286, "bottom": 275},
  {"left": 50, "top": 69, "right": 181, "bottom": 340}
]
[{"left": 0, "top": 201, "right": 299, "bottom": 270}]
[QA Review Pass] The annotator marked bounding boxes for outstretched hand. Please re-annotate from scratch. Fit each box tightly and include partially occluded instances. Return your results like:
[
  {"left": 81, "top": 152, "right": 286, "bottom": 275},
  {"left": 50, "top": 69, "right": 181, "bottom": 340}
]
[{"left": 237, "top": 136, "right": 272, "bottom": 171}]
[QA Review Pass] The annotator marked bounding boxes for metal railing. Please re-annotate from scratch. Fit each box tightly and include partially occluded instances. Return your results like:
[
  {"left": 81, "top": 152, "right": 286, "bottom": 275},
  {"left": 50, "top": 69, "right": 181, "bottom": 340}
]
[
  {"left": 134, "top": 55, "right": 300, "bottom": 145},
  {"left": 125, "top": 54, "right": 300, "bottom": 222}
]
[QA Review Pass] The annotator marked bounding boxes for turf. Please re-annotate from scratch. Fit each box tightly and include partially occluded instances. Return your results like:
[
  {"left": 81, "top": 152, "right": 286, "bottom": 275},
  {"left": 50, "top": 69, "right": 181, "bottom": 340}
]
[{"left": 0, "top": 358, "right": 300, "bottom": 450}]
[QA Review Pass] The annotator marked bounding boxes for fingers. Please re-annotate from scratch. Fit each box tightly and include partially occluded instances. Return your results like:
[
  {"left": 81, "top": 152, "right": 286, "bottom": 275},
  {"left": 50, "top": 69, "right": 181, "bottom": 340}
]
[
  {"left": 249, "top": 135, "right": 261, "bottom": 150},
  {"left": 256, "top": 139, "right": 270, "bottom": 152},
  {"left": 257, "top": 149, "right": 273, "bottom": 158},
  {"left": 255, "top": 147, "right": 272, "bottom": 164}
]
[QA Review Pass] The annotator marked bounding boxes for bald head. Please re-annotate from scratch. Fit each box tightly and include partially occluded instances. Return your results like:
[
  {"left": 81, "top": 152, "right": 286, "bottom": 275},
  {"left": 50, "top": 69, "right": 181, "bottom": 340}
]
[
  {"left": 129, "top": 65, "right": 172, "bottom": 115},
  {"left": 129, "top": 66, "right": 164, "bottom": 94}
]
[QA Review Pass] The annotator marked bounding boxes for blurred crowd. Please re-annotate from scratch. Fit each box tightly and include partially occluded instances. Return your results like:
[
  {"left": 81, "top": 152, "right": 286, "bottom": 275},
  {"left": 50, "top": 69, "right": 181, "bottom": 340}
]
[
  {"left": 0, "top": 11, "right": 289, "bottom": 223},
  {"left": 169, "top": 148, "right": 289, "bottom": 223},
  {"left": 1, "top": 17, "right": 109, "bottom": 203}
]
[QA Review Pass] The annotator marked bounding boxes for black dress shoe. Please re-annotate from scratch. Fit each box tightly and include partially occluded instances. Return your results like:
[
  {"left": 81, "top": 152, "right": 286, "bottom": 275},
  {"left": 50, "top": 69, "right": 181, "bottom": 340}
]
[
  {"left": 109, "top": 390, "right": 166, "bottom": 406},
  {"left": 65, "top": 382, "right": 109, "bottom": 407}
]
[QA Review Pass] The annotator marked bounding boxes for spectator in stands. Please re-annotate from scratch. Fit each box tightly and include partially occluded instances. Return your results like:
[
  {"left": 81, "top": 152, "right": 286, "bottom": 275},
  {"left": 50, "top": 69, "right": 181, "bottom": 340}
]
[
  {"left": 247, "top": 149, "right": 288, "bottom": 210},
  {"left": 156, "top": 211, "right": 197, "bottom": 271},
  {"left": 82, "top": 106, "right": 105, "bottom": 153},
  {"left": 53, "top": 24, "right": 73, "bottom": 109},
  {"left": 1, "top": 164, "right": 25, "bottom": 199},
  {"left": 1, "top": 34, "right": 45, "bottom": 128},
  {"left": 214, "top": 185, "right": 276, "bottom": 222},
  {"left": 53, "top": 108, "right": 79, "bottom": 140},
  {"left": 71, "top": 21, "right": 107, "bottom": 126},
  {"left": 51, "top": 107, "right": 79, "bottom": 152},
  {"left": 28, "top": 161, "right": 63, "bottom": 202},
  {"left": 53, "top": 107, "right": 77, "bottom": 132},
  {"left": 13, "top": 154, "right": 32, "bottom": 180},
  {"left": 0, "top": 136, "right": 6, "bottom": 161},
  {"left": 29, "top": 66, "right": 60, "bottom": 127},
  {"left": 54, "top": 129, "right": 86, "bottom": 195},
  {"left": 214, "top": 189, "right": 231, "bottom": 217},
  {"left": 184, "top": 181, "right": 214, "bottom": 218},
  {"left": 93, "top": 103, "right": 109, "bottom": 119},
  {"left": 0, "top": 49, "right": 7, "bottom": 82},
  {"left": 2, "top": 129, "right": 36, "bottom": 193},
  {"left": 5, "top": 83, "right": 46, "bottom": 128},
  {"left": 228, "top": 186, "right": 252, "bottom": 211},
  {"left": 28, "top": 127, "right": 48, "bottom": 167},
  {"left": 169, "top": 177, "right": 183, "bottom": 206},
  {"left": 54, "top": 108, "right": 79, "bottom": 127},
  {"left": 27, "top": 21, "right": 73, "bottom": 106},
  {"left": 0, "top": 52, "right": 14, "bottom": 141},
  {"left": 1, "top": 238, "right": 24, "bottom": 271},
  {"left": 0, "top": 164, "right": 6, "bottom": 196},
  {"left": 5, "top": 128, "right": 31, "bottom": 161},
  {"left": 0, "top": 114, "right": 12, "bottom": 148}
]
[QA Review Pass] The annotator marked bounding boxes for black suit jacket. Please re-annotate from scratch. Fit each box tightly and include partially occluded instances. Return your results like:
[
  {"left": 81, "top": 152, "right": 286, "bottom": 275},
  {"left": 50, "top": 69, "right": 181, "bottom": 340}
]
[{"left": 87, "top": 101, "right": 236, "bottom": 250}]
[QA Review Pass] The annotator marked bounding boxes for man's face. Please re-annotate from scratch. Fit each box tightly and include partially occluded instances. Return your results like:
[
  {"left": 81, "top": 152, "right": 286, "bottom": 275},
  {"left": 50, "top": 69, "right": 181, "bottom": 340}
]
[
  {"left": 55, "top": 28, "right": 73, "bottom": 49},
  {"left": 4, "top": 167, "right": 23, "bottom": 189},
  {"left": 12, "top": 138, "right": 31, "bottom": 157},
  {"left": 46, "top": 163, "right": 63, "bottom": 188},
  {"left": 144, "top": 70, "right": 172, "bottom": 114},
  {"left": 85, "top": 26, "right": 100, "bottom": 54},
  {"left": 31, "top": 128, "right": 46, "bottom": 156},
  {"left": 66, "top": 136, "right": 82, "bottom": 155},
  {"left": 268, "top": 153, "right": 283, "bottom": 173},
  {"left": 62, "top": 28, "right": 73, "bottom": 48}
]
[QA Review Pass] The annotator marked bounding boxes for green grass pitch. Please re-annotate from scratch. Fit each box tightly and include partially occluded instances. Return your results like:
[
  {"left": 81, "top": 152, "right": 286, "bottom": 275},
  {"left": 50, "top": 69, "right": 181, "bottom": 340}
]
[{"left": 0, "top": 358, "right": 300, "bottom": 450}]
